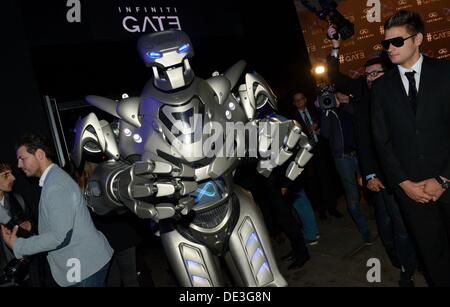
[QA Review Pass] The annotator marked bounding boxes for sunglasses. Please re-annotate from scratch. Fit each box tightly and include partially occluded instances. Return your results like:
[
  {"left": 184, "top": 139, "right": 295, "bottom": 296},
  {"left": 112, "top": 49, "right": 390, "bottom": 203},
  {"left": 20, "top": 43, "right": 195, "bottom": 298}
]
[{"left": 381, "top": 33, "right": 417, "bottom": 50}]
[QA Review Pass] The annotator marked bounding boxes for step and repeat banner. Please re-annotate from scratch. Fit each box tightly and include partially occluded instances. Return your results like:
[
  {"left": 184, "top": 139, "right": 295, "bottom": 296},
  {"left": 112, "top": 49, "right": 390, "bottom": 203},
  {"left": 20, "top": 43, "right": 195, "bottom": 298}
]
[{"left": 294, "top": 0, "right": 450, "bottom": 78}]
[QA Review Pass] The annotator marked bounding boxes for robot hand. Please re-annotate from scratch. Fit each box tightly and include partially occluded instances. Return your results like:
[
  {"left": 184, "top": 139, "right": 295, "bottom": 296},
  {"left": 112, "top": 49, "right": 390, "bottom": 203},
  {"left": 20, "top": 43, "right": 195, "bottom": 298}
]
[
  {"left": 256, "top": 118, "right": 313, "bottom": 179},
  {"left": 112, "top": 161, "right": 198, "bottom": 220}
]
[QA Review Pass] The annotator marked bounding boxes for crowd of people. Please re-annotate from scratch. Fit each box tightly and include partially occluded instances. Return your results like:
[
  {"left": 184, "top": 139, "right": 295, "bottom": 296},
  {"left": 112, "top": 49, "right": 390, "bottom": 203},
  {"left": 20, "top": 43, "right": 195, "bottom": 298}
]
[{"left": 1, "top": 9, "right": 449, "bottom": 287}]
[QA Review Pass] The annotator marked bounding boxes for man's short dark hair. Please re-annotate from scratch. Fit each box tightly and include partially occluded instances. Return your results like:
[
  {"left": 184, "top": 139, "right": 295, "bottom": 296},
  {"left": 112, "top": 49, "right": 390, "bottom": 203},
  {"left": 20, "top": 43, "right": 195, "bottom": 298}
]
[
  {"left": 16, "top": 134, "right": 56, "bottom": 162},
  {"left": 0, "top": 161, "right": 12, "bottom": 173},
  {"left": 364, "top": 56, "right": 386, "bottom": 69},
  {"left": 384, "top": 10, "right": 425, "bottom": 35}
]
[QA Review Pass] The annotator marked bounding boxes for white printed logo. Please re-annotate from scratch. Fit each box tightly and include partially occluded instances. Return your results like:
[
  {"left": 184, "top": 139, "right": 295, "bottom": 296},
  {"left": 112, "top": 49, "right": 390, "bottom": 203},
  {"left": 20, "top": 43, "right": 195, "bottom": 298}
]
[
  {"left": 366, "top": 0, "right": 381, "bottom": 23},
  {"left": 66, "top": 258, "right": 81, "bottom": 283},
  {"left": 366, "top": 258, "right": 381, "bottom": 283},
  {"left": 66, "top": 0, "right": 81, "bottom": 23}
]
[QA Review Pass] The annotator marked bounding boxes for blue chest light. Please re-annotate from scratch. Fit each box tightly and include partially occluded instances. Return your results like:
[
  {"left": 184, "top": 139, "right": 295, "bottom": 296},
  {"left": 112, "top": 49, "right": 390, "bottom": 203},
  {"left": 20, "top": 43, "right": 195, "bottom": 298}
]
[
  {"left": 194, "top": 182, "right": 217, "bottom": 203},
  {"left": 177, "top": 43, "right": 190, "bottom": 53},
  {"left": 147, "top": 51, "right": 162, "bottom": 59}
]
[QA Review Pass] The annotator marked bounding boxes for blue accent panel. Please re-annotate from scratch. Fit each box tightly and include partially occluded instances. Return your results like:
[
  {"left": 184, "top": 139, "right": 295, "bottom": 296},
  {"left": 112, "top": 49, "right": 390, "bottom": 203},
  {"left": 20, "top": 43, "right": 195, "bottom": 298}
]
[
  {"left": 192, "top": 275, "right": 208, "bottom": 283},
  {"left": 186, "top": 260, "right": 202, "bottom": 269},
  {"left": 245, "top": 232, "right": 257, "bottom": 247},
  {"left": 177, "top": 43, "right": 190, "bottom": 53},
  {"left": 251, "top": 247, "right": 263, "bottom": 263},
  {"left": 146, "top": 51, "right": 162, "bottom": 59},
  {"left": 257, "top": 261, "right": 270, "bottom": 276}
]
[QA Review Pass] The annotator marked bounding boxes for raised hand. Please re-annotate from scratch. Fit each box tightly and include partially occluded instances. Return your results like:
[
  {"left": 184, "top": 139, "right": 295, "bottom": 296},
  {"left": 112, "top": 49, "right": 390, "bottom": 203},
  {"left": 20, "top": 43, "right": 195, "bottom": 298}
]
[{"left": 1, "top": 224, "right": 18, "bottom": 249}]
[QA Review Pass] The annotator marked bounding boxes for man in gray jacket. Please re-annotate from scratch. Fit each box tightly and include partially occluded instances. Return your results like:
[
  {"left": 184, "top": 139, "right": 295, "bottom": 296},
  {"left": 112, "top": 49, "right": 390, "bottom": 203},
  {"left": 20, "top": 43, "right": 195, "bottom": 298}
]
[
  {"left": 1, "top": 134, "right": 113, "bottom": 287},
  {"left": 0, "top": 161, "right": 32, "bottom": 284}
]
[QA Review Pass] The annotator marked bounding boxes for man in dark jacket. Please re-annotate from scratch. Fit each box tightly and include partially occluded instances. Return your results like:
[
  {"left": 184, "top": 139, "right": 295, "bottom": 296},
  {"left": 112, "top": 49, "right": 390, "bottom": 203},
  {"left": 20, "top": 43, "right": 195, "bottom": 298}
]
[{"left": 371, "top": 10, "right": 450, "bottom": 286}]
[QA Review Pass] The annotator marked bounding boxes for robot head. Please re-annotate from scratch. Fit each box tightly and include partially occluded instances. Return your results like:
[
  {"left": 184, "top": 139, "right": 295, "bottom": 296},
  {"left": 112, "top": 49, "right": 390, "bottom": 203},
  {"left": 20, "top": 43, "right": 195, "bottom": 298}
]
[{"left": 137, "top": 30, "right": 195, "bottom": 91}]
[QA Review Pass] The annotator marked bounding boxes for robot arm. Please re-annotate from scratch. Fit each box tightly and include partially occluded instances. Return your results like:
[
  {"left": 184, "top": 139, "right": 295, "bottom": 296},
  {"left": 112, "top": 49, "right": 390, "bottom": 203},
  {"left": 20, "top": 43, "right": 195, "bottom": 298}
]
[
  {"left": 255, "top": 117, "right": 313, "bottom": 180},
  {"left": 84, "top": 159, "right": 198, "bottom": 220},
  {"left": 72, "top": 112, "right": 120, "bottom": 168},
  {"left": 73, "top": 109, "right": 198, "bottom": 220},
  {"left": 235, "top": 71, "right": 314, "bottom": 180}
]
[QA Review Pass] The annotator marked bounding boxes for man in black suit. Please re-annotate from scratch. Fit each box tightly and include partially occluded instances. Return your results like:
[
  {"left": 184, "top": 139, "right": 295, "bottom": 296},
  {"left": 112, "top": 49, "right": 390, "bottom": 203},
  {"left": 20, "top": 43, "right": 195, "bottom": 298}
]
[
  {"left": 291, "top": 92, "right": 341, "bottom": 221},
  {"left": 355, "top": 56, "right": 418, "bottom": 286},
  {"left": 371, "top": 10, "right": 450, "bottom": 286}
]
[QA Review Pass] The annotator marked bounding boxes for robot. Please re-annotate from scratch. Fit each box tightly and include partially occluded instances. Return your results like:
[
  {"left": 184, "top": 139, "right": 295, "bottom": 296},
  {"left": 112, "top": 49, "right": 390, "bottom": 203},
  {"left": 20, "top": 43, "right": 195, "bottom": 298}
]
[{"left": 72, "top": 30, "right": 313, "bottom": 287}]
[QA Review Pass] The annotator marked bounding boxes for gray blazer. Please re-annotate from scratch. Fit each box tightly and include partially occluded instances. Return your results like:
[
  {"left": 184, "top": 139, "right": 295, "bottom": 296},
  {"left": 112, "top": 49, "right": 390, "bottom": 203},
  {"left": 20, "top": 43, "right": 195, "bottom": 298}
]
[{"left": 13, "top": 165, "right": 113, "bottom": 287}]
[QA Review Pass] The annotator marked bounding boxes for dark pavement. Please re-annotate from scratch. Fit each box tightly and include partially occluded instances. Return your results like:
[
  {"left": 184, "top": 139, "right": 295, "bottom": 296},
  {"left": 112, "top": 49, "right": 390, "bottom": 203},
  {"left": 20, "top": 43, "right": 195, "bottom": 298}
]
[{"left": 138, "top": 197, "right": 427, "bottom": 287}]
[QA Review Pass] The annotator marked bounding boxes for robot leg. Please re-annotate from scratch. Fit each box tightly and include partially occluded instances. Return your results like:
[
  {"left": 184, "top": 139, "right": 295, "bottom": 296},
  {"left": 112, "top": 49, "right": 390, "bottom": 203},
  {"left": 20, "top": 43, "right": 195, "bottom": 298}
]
[
  {"left": 226, "top": 185, "right": 287, "bottom": 287},
  {"left": 160, "top": 225, "right": 226, "bottom": 287}
]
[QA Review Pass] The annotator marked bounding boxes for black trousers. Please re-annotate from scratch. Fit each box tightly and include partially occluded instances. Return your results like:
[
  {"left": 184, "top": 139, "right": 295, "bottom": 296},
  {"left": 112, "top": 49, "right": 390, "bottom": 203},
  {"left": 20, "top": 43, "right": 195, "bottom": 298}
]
[
  {"left": 396, "top": 190, "right": 450, "bottom": 286},
  {"left": 373, "top": 189, "right": 417, "bottom": 273},
  {"left": 304, "top": 141, "right": 339, "bottom": 216}
]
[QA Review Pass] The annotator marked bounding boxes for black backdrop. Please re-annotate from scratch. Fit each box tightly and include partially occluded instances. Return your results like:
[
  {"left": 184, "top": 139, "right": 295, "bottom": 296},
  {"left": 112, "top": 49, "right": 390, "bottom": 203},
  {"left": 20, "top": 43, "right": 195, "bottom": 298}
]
[{"left": 1, "top": 0, "right": 315, "bottom": 213}]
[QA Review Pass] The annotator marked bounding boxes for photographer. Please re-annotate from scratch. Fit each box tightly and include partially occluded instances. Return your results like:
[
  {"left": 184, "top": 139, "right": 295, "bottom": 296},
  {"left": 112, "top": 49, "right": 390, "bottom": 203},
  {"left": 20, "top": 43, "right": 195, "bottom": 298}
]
[
  {"left": 318, "top": 89, "right": 373, "bottom": 245},
  {"left": 316, "top": 27, "right": 373, "bottom": 245},
  {"left": 0, "top": 161, "right": 33, "bottom": 286},
  {"left": 290, "top": 92, "right": 341, "bottom": 221}
]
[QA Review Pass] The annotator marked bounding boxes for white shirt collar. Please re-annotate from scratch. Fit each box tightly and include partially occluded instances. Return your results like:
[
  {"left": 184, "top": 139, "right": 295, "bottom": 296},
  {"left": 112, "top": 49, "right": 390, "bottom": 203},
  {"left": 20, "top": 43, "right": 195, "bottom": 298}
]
[
  {"left": 297, "top": 107, "right": 307, "bottom": 114},
  {"left": 398, "top": 54, "right": 423, "bottom": 76},
  {"left": 39, "top": 163, "right": 55, "bottom": 187},
  {"left": 397, "top": 54, "right": 423, "bottom": 93},
  {"left": 0, "top": 194, "right": 4, "bottom": 207}
]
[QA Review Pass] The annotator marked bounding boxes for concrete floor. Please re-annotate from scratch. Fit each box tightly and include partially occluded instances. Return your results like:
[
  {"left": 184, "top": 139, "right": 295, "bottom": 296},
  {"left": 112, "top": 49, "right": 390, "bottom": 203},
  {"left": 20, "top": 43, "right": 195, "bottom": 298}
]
[
  {"left": 140, "top": 197, "right": 427, "bottom": 287},
  {"left": 276, "top": 198, "right": 427, "bottom": 287}
]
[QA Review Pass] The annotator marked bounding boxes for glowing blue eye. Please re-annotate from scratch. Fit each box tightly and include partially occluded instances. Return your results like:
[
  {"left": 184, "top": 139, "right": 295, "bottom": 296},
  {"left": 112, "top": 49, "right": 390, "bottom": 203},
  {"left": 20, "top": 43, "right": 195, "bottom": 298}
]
[
  {"left": 146, "top": 51, "right": 162, "bottom": 59},
  {"left": 177, "top": 43, "right": 190, "bottom": 53}
]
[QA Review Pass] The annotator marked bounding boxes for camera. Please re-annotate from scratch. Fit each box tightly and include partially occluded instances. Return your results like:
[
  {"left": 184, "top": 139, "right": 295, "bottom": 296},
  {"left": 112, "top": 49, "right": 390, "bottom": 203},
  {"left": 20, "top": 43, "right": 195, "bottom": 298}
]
[
  {"left": 317, "top": 84, "right": 337, "bottom": 110},
  {"left": 0, "top": 258, "right": 30, "bottom": 286},
  {"left": 301, "top": 0, "right": 355, "bottom": 40}
]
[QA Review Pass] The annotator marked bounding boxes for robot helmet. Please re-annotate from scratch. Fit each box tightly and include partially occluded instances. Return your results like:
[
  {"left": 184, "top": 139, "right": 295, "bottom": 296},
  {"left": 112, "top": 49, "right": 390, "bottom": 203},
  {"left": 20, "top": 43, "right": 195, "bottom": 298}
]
[{"left": 137, "top": 30, "right": 195, "bottom": 91}]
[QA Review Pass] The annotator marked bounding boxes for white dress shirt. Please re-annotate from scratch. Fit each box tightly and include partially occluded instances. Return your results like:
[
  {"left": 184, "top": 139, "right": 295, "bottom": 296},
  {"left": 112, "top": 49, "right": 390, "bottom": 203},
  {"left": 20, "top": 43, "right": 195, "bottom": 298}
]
[
  {"left": 39, "top": 163, "right": 55, "bottom": 187},
  {"left": 398, "top": 54, "right": 423, "bottom": 95}
]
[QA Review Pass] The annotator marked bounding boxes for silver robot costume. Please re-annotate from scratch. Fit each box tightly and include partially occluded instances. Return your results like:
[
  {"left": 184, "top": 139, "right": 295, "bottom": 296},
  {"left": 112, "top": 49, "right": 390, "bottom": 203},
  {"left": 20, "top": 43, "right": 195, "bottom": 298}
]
[{"left": 72, "top": 30, "right": 313, "bottom": 287}]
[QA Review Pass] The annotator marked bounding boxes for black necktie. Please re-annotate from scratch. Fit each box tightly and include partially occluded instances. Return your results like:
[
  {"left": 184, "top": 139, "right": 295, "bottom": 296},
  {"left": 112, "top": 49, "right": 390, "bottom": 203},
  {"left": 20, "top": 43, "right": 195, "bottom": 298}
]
[
  {"left": 302, "top": 111, "right": 316, "bottom": 145},
  {"left": 405, "top": 71, "right": 417, "bottom": 113}
]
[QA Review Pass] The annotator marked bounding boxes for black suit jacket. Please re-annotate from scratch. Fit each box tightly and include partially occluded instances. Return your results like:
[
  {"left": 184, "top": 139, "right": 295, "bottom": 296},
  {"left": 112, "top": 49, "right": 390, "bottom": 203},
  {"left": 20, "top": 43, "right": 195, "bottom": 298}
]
[
  {"left": 371, "top": 56, "right": 450, "bottom": 202},
  {"left": 289, "top": 106, "right": 320, "bottom": 143},
  {"left": 354, "top": 84, "right": 383, "bottom": 180}
]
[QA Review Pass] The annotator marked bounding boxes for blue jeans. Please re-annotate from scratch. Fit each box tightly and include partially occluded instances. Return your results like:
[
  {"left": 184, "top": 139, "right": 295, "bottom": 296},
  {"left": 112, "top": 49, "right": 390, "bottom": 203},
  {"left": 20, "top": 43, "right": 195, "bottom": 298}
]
[
  {"left": 374, "top": 189, "right": 417, "bottom": 272},
  {"left": 334, "top": 155, "right": 372, "bottom": 242},
  {"left": 292, "top": 190, "right": 319, "bottom": 241},
  {"left": 70, "top": 262, "right": 110, "bottom": 287}
]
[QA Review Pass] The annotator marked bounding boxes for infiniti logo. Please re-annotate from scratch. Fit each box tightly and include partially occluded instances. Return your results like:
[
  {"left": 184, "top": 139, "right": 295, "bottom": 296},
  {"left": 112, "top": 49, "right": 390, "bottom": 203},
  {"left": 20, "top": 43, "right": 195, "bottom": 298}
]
[
  {"left": 438, "top": 48, "right": 448, "bottom": 55},
  {"left": 429, "top": 12, "right": 439, "bottom": 18},
  {"left": 398, "top": 0, "right": 407, "bottom": 5},
  {"left": 373, "top": 44, "right": 383, "bottom": 51},
  {"left": 360, "top": 29, "right": 370, "bottom": 35}
]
